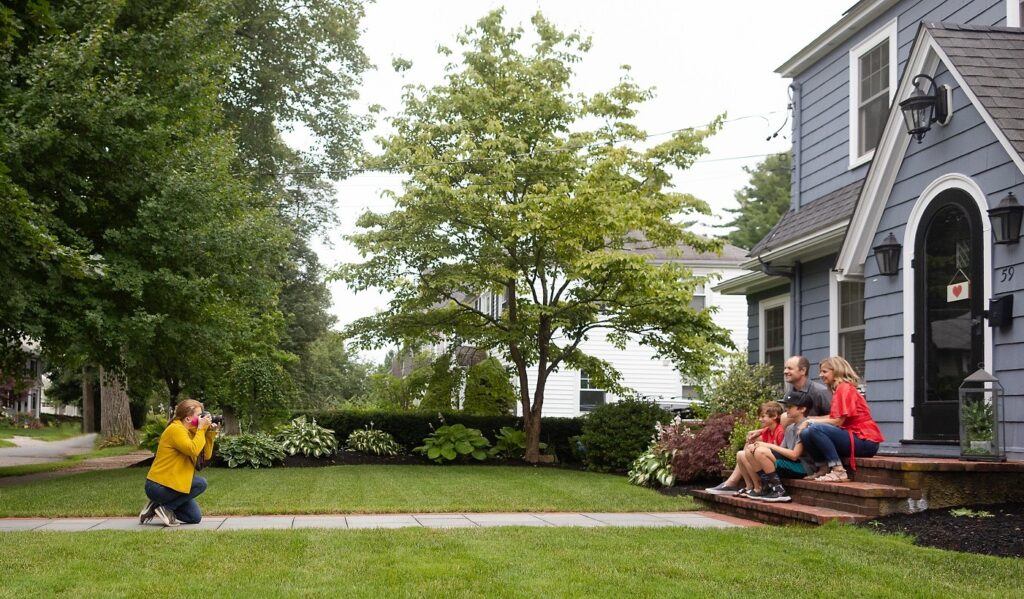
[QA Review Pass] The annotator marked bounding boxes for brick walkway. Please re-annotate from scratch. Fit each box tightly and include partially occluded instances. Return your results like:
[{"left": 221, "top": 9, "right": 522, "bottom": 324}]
[{"left": 0, "top": 511, "right": 758, "bottom": 532}]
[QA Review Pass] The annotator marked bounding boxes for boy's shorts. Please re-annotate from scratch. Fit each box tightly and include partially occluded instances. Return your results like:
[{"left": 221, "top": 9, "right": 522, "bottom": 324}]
[{"left": 771, "top": 450, "right": 807, "bottom": 478}]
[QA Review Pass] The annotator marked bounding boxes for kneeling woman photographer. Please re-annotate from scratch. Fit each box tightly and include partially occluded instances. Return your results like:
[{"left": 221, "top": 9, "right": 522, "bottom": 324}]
[{"left": 140, "top": 399, "right": 219, "bottom": 526}]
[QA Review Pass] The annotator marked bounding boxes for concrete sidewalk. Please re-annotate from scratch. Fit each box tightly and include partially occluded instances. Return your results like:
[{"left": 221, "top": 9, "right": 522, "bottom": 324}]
[{"left": 0, "top": 511, "right": 758, "bottom": 532}]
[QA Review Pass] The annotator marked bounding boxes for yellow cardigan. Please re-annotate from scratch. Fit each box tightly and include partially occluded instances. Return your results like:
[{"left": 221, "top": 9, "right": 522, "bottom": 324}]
[{"left": 146, "top": 420, "right": 216, "bottom": 493}]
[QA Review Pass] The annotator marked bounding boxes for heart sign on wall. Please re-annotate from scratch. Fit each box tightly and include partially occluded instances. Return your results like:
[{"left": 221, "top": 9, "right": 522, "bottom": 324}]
[{"left": 947, "top": 281, "right": 970, "bottom": 302}]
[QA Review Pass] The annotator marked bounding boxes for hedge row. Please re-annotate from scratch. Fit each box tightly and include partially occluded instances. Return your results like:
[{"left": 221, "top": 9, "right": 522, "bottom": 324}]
[{"left": 298, "top": 410, "right": 584, "bottom": 463}]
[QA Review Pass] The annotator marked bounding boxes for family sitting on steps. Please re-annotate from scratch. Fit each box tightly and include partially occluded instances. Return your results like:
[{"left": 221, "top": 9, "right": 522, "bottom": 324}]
[{"left": 705, "top": 355, "right": 884, "bottom": 503}]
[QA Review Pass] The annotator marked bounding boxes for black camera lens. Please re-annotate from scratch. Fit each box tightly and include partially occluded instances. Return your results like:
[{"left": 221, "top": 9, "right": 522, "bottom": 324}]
[{"left": 211, "top": 415, "right": 224, "bottom": 425}]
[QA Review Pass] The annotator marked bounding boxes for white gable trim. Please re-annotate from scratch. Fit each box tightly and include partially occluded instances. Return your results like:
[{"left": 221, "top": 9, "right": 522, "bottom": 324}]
[
  {"left": 836, "top": 27, "right": 1024, "bottom": 277},
  {"left": 901, "top": 173, "right": 993, "bottom": 441},
  {"left": 1008, "top": 0, "right": 1022, "bottom": 28}
]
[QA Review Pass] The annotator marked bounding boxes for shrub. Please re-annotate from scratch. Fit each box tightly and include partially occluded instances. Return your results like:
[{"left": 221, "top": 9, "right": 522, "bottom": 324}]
[
  {"left": 577, "top": 399, "right": 673, "bottom": 472},
  {"left": 670, "top": 412, "right": 737, "bottom": 482},
  {"left": 419, "top": 354, "right": 463, "bottom": 411},
  {"left": 98, "top": 435, "right": 133, "bottom": 448},
  {"left": 415, "top": 424, "right": 490, "bottom": 463},
  {"left": 12, "top": 412, "right": 43, "bottom": 429},
  {"left": 346, "top": 425, "right": 402, "bottom": 456},
  {"left": 697, "top": 353, "right": 781, "bottom": 418},
  {"left": 305, "top": 410, "right": 584, "bottom": 463},
  {"left": 463, "top": 358, "right": 517, "bottom": 416},
  {"left": 488, "top": 426, "right": 545, "bottom": 459},
  {"left": 628, "top": 446, "right": 676, "bottom": 488},
  {"left": 275, "top": 415, "right": 338, "bottom": 457},
  {"left": 216, "top": 432, "right": 285, "bottom": 468},
  {"left": 719, "top": 410, "right": 759, "bottom": 470},
  {"left": 139, "top": 415, "right": 168, "bottom": 453}
]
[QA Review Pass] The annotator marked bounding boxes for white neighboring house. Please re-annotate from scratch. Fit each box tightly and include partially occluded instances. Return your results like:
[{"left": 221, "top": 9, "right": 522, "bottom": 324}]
[{"left": 451, "top": 241, "right": 749, "bottom": 417}]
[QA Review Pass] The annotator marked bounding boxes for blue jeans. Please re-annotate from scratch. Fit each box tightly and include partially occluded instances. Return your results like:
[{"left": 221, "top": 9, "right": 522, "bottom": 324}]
[
  {"left": 799, "top": 424, "right": 879, "bottom": 468},
  {"left": 144, "top": 476, "right": 207, "bottom": 524}
]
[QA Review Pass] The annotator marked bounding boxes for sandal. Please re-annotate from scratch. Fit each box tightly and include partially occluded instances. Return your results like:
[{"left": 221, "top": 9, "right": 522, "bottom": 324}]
[
  {"left": 815, "top": 469, "right": 849, "bottom": 482},
  {"left": 804, "top": 468, "right": 827, "bottom": 480}
]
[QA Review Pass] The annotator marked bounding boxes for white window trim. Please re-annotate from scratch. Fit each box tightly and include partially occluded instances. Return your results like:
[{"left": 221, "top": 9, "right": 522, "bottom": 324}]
[
  {"left": 848, "top": 18, "right": 898, "bottom": 169},
  {"left": 758, "top": 294, "right": 790, "bottom": 365},
  {"left": 1008, "top": 0, "right": 1022, "bottom": 27}
]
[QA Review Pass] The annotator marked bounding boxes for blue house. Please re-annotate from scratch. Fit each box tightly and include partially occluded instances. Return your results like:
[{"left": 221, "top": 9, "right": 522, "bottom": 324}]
[{"left": 718, "top": 0, "right": 1024, "bottom": 460}]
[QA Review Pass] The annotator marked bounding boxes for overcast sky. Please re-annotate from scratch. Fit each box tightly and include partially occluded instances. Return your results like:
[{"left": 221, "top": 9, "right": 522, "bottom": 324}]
[{"left": 316, "top": 1, "right": 850, "bottom": 361}]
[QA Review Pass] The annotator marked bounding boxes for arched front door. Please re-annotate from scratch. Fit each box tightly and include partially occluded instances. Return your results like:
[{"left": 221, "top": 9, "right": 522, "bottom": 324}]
[{"left": 913, "top": 189, "right": 985, "bottom": 441}]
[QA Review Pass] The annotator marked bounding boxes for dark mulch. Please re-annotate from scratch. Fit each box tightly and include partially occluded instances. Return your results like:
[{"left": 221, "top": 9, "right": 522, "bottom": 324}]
[
  {"left": 191, "top": 450, "right": 582, "bottom": 469},
  {"left": 859, "top": 503, "right": 1024, "bottom": 558}
]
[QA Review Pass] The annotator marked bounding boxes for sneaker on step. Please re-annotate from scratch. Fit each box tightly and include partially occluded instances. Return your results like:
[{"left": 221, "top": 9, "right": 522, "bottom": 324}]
[
  {"left": 745, "top": 488, "right": 768, "bottom": 500},
  {"left": 139, "top": 500, "right": 158, "bottom": 524},
  {"left": 758, "top": 485, "right": 792, "bottom": 503},
  {"left": 704, "top": 482, "right": 743, "bottom": 495},
  {"left": 154, "top": 505, "right": 180, "bottom": 527}
]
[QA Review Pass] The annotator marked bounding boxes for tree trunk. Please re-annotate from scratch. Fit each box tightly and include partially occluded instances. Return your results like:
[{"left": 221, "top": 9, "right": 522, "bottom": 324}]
[
  {"left": 222, "top": 404, "right": 241, "bottom": 435},
  {"left": 99, "top": 366, "right": 137, "bottom": 445},
  {"left": 523, "top": 372, "right": 547, "bottom": 463},
  {"left": 81, "top": 366, "right": 96, "bottom": 433}
]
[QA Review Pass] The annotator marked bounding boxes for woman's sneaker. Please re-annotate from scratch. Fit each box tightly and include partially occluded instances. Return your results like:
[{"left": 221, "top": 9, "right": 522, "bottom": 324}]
[
  {"left": 704, "top": 482, "right": 743, "bottom": 495},
  {"left": 153, "top": 505, "right": 180, "bottom": 527},
  {"left": 139, "top": 500, "right": 158, "bottom": 524},
  {"left": 759, "top": 484, "right": 792, "bottom": 503}
]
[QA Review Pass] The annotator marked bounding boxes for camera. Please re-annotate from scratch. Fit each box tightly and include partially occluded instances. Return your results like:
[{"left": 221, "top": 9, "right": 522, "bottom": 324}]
[{"left": 200, "top": 411, "right": 224, "bottom": 426}]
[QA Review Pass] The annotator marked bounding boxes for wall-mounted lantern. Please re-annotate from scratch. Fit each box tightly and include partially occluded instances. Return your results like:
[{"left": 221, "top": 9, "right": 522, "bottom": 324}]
[
  {"left": 899, "top": 74, "right": 952, "bottom": 143},
  {"left": 958, "top": 367, "right": 1006, "bottom": 462},
  {"left": 872, "top": 232, "right": 901, "bottom": 276},
  {"left": 988, "top": 191, "right": 1023, "bottom": 244}
]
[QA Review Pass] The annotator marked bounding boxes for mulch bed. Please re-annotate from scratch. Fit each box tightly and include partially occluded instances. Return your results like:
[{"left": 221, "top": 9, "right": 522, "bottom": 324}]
[{"left": 858, "top": 502, "right": 1024, "bottom": 558}]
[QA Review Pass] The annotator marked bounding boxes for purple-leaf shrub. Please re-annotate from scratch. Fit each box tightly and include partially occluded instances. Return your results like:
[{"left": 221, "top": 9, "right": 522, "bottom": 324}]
[{"left": 669, "top": 412, "right": 736, "bottom": 482}]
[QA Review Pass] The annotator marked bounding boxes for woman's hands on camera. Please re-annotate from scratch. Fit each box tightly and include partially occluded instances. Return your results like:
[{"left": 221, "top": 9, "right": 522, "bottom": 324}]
[{"left": 198, "top": 413, "right": 213, "bottom": 430}]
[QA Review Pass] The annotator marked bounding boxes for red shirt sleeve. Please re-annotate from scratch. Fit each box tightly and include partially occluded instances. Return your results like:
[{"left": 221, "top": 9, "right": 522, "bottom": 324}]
[
  {"left": 829, "top": 383, "right": 861, "bottom": 420},
  {"left": 760, "top": 424, "right": 785, "bottom": 444}
]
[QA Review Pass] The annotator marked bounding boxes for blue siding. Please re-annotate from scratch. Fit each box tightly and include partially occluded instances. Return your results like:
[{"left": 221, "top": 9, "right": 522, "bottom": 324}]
[
  {"left": 798, "top": 256, "right": 833, "bottom": 374},
  {"left": 865, "top": 66, "right": 1024, "bottom": 455},
  {"left": 791, "top": 0, "right": 1005, "bottom": 208}
]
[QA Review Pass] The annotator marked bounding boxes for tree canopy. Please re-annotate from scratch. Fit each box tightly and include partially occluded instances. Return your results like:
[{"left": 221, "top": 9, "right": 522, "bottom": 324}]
[
  {"left": 721, "top": 151, "right": 792, "bottom": 250},
  {"left": 340, "top": 10, "right": 732, "bottom": 460}
]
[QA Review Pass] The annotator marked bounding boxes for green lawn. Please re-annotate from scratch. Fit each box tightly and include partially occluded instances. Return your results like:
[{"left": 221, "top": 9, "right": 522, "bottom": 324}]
[
  {"left": 0, "top": 525, "right": 1020, "bottom": 598},
  {"left": 0, "top": 439, "right": 14, "bottom": 448},
  {"left": 0, "top": 465, "right": 693, "bottom": 517},
  {"left": 0, "top": 422, "right": 83, "bottom": 442},
  {"left": 0, "top": 445, "right": 139, "bottom": 479}
]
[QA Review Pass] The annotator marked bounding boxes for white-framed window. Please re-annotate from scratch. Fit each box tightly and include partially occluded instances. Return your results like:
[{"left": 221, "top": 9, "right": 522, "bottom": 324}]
[
  {"left": 758, "top": 294, "right": 790, "bottom": 386},
  {"left": 579, "top": 371, "right": 606, "bottom": 412},
  {"left": 848, "top": 18, "right": 898, "bottom": 169},
  {"left": 830, "top": 275, "right": 866, "bottom": 381},
  {"left": 689, "top": 284, "right": 706, "bottom": 311}
]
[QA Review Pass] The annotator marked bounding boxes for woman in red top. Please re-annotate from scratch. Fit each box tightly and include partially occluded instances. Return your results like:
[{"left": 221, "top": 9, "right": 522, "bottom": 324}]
[{"left": 797, "top": 356, "right": 883, "bottom": 482}]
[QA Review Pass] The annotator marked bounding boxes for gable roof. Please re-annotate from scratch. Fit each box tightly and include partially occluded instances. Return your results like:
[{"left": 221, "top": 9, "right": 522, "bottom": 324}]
[
  {"left": 623, "top": 231, "right": 747, "bottom": 266},
  {"left": 928, "top": 24, "right": 1024, "bottom": 162},
  {"left": 748, "top": 180, "right": 862, "bottom": 256},
  {"left": 835, "top": 22, "right": 1024, "bottom": 277}
]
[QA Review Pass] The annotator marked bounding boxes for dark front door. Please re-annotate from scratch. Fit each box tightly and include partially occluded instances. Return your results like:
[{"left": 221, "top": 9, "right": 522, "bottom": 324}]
[{"left": 913, "top": 190, "right": 984, "bottom": 441}]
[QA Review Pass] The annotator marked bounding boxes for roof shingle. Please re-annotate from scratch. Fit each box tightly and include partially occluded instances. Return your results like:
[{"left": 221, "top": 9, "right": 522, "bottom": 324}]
[{"left": 748, "top": 180, "right": 863, "bottom": 256}]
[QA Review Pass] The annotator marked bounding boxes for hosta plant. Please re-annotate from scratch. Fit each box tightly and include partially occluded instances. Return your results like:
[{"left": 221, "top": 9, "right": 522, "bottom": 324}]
[
  {"left": 415, "top": 424, "right": 490, "bottom": 463},
  {"left": 217, "top": 432, "right": 285, "bottom": 468},
  {"left": 275, "top": 415, "right": 338, "bottom": 457},
  {"left": 488, "top": 426, "right": 546, "bottom": 459},
  {"left": 138, "top": 415, "right": 169, "bottom": 453},
  {"left": 628, "top": 446, "right": 676, "bottom": 488},
  {"left": 346, "top": 425, "right": 402, "bottom": 456}
]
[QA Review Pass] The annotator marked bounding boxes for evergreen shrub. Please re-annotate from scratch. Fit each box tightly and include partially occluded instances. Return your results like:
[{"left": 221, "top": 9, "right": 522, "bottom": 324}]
[{"left": 577, "top": 399, "right": 673, "bottom": 472}]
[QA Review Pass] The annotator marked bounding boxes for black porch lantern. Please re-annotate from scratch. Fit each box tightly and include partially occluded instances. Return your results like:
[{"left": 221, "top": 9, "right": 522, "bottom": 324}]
[
  {"left": 988, "top": 191, "right": 1023, "bottom": 244},
  {"left": 899, "top": 75, "right": 950, "bottom": 143},
  {"left": 872, "top": 232, "right": 901, "bottom": 276}
]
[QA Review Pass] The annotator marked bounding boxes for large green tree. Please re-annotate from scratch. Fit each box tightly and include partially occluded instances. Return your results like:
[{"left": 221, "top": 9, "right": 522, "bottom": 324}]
[
  {"left": 341, "top": 11, "right": 732, "bottom": 461},
  {"left": 721, "top": 151, "right": 792, "bottom": 250}
]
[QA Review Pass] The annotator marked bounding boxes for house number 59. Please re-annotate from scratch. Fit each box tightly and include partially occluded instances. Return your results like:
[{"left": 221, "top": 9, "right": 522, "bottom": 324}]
[{"left": 1000, "top": 266, "right": 1014, "bottom": 282}]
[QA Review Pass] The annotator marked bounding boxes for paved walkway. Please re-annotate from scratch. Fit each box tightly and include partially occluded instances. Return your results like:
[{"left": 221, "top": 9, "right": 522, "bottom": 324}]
[
  {"left": 0, "top": 433, "right": 98, "bottom": 467},
  {"left": 0, "top": 511, "right": 757, "bottom": 532},
  {"left": 0, "top": 450, "right": 152, "bottom": 488}
]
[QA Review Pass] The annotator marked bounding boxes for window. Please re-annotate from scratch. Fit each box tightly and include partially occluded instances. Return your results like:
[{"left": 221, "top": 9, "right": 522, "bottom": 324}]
[
  {"left": 689, "top": 285, "right": 706, "bottom": 311},
  {"left": 579, "top": 371, "right": 606, "bottom": 412},
  {"left": 758, "top": 295, "right": 790, "bottom": 386},
  {"left": 838, "top": 281, "right": 866, "bottom": 379},
  {"left": 849, "top": 19, "right": 897, "bottom": 168}
]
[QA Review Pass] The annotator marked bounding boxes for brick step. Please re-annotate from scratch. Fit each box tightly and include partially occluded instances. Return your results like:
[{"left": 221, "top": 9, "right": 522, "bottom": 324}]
[
  {"left": 785, "top": 478, "right": 919, "bottom": 498},
  {"left": 691, "top": 490, "right": 869, "bottom": 525}
]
